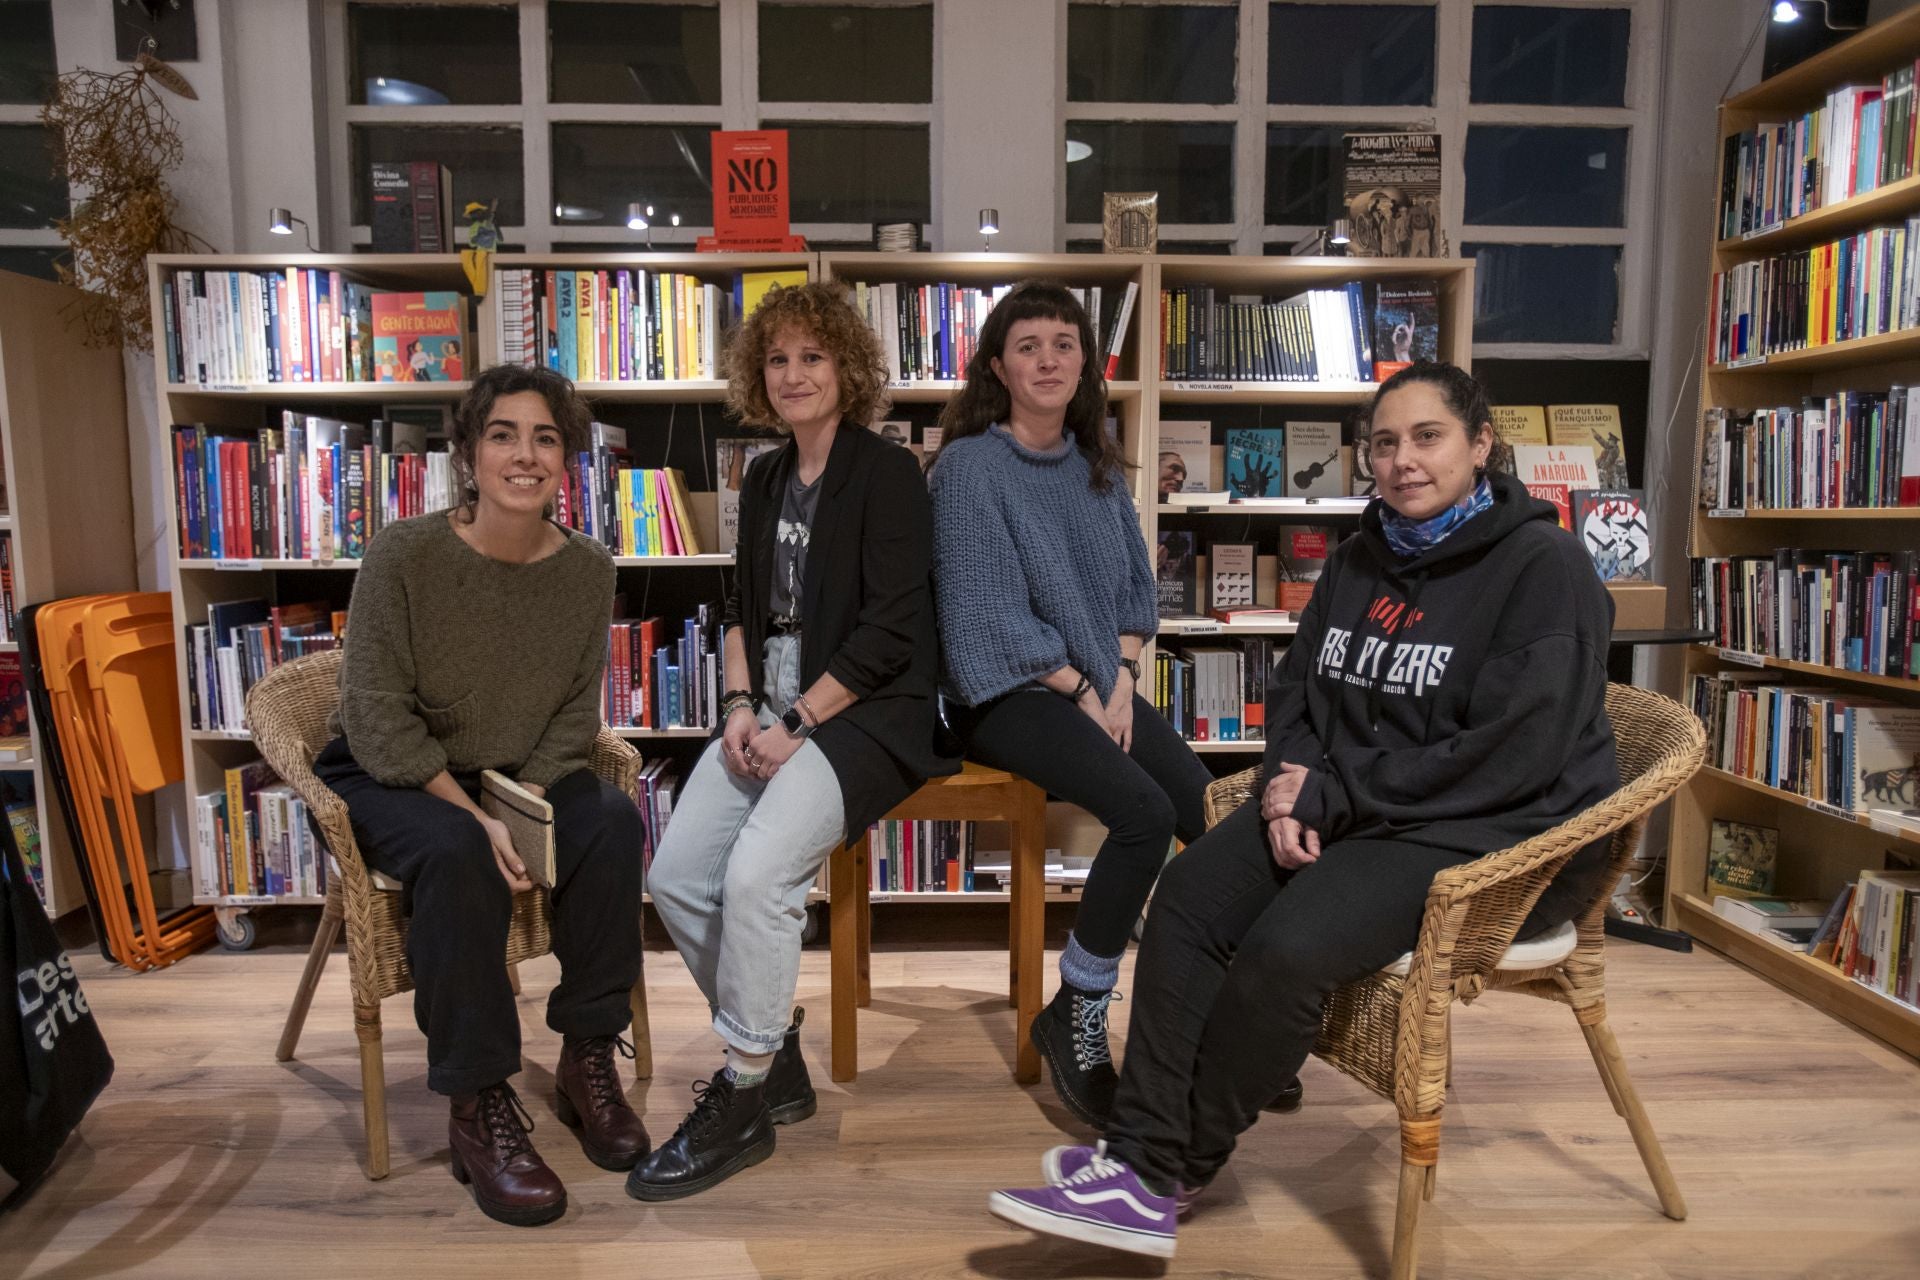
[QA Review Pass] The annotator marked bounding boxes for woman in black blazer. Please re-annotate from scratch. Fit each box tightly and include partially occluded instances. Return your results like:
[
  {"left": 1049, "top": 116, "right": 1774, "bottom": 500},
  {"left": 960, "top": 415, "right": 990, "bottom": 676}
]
[{"left": 633, "top": 282, "right": 957, "bottom": 1203}]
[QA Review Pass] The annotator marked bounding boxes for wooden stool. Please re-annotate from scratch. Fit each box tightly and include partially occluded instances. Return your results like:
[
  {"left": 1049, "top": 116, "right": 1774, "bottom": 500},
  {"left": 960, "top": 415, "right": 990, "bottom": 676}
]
[{"left": 828, "top": 762, "right": 1046, "bottom": 1084}]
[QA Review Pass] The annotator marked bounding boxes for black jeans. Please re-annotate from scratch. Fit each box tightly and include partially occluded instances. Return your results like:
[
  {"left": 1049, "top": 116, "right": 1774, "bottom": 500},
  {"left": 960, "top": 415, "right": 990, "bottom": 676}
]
[
  {"left": 315, "top": 738, "right": 645, "bottom": 1097},
  {"left": 1103, "top": 796, "right": 1474, "bottom": 1191},
  {"left": 947, "top": 690, "right": 1211, "bottom": 959}
]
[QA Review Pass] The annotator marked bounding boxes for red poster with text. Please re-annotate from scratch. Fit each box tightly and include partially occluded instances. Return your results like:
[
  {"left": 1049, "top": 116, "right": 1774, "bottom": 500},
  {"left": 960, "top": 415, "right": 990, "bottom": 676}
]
[{"left": 710, "top": 130, "right": 798, "bottom": 250}]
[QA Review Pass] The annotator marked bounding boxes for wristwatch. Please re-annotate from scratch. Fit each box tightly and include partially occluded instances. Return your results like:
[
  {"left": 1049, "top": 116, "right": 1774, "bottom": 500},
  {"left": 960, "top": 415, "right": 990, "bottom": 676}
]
[
  {"left": 1118, "top": 657, "right": 1142, "bottom": 681},
  {"left": 780, "top": 705, "right": 815, "bottom": 739}
]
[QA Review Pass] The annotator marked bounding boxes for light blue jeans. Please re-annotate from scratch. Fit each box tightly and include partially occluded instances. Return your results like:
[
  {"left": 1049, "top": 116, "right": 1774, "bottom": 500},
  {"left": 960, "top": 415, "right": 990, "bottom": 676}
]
[{"left": 647, "top": 634, "right": 846, "bottom": 1053}]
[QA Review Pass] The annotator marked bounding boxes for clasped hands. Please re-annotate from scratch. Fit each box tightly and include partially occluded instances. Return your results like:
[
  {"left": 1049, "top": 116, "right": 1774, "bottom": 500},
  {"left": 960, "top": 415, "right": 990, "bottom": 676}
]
[
  {"left": 721, "top": 705, "right": 801, "bottom": 781},
  {"left": 1262, "top": 762, "right": 1322, "bottom": 870}
]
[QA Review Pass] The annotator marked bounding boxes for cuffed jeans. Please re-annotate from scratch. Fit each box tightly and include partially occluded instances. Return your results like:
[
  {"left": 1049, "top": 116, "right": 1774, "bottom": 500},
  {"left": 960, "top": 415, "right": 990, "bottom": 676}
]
[{"left": 647, "top": 634, "right": 846, "bottom": 1053}]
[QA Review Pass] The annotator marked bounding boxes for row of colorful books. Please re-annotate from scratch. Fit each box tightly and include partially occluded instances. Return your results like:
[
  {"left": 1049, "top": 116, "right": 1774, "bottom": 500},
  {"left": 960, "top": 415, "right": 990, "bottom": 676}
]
[
  {"left": 1833, "top": 869, "right": 1920, "bottom": 1010},
  {"left": 161, "top": 270, "right": 467, "bottom": 386},
  {"left": 601, "top": 606, "right": 723, "bottom": 731},
  {"left": 496, "top": 267, "right": 801, "bottom": 383},
  {"left": 555, "top": 421, "right": 706, "bottom": 556},
  {"left": 1159, "top": 282, "right": 1417, "bottom": 384},
  {"left": 1719, "top": 66, "right": 1920, "bottom": 239},
  {"left": 186, "top": 600, "right": 343, "bottom": 733},
  {"left": 860, "top": 819, "right": 979, "bottom": 894},
  {"left": 1708, "top": 218, "right": 1920, "bottom": 364},
  {"left": 1690, "top": 551, "right": 1920, "bottom": 680},
  {"left": 1151, "top": 640, "right": 1278, "bottom": 743},
  {"left": 635, "top": 758, "right": 678, "bottom": 879},
  {"left": 1701, "top": 392, "right": 1920, "bottom": 511},
  {"left": 193, "top": 761, "right": 326, "bottom": 899},
  {"left": 1685, "top": 668, "right": 1920, "bottom": 813},
  {"left": 848, "top": 280, "right": 1136, "bottom": 384},
  {"left": 0, "top": 533, "right": 14, "bottom": 643},
  {"left": 172, "top": 414, "right": 457, "bottom": 561}
]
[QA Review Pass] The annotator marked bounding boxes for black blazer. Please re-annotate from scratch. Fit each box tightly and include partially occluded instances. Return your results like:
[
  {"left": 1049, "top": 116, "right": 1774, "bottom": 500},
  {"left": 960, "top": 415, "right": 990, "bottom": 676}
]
[{"left": 723, "top": 422, "right": 959, "bottom": 836}]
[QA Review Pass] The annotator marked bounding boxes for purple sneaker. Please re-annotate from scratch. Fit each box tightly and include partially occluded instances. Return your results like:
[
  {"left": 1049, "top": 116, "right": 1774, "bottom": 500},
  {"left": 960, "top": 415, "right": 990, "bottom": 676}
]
[
  {"left": 990, "top": 1142, "right": 1177, "bottom": 1258},
  {"left": 1044, "top": 1145, "right": 1203, "bottom": 1219}
]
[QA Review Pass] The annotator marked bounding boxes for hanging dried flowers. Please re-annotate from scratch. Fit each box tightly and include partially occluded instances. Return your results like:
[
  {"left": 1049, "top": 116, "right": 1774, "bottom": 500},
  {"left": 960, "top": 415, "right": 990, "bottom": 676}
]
[{"left": 40, "top": 51, "right": 210, "bottom": 351}]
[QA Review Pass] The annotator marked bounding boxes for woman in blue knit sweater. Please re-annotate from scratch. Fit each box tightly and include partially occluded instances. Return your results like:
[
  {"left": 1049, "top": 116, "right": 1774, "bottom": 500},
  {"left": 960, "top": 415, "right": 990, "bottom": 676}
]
[{"left": 930, "top": 281, "right": 1211, "bottom": 1128}]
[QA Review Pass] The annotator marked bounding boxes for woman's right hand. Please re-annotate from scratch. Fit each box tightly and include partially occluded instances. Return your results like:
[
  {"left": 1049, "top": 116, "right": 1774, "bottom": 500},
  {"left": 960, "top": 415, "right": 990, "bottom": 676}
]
[
  {"left": 721, "top": 705, "right": 758, "bottom": 777},
  {"left": 1267, "top": 816, "right": 1322, "bottom": 871},
  {"left": 1079, "top": 687, "right": 1120, "bottom": 744},
  {"left": 479, "top": 813, "right": 533, "bottom": 892}
]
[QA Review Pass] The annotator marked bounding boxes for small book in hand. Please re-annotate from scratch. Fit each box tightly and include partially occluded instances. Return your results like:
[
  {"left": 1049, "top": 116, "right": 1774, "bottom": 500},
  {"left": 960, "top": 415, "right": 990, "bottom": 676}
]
[{"left": 480, "top": 770, "right": 556, "bottom": 887}]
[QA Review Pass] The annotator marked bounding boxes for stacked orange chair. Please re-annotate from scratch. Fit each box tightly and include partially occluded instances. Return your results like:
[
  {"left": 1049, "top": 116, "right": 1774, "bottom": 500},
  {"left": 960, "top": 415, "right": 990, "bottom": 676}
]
[{"left": 34, "top": 593, "right": 213, "bottom": 969}]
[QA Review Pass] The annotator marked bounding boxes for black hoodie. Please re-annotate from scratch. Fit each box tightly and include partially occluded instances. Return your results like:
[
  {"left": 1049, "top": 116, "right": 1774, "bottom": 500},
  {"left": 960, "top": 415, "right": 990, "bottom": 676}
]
[{"left": 1264, "top": 471, "right": 1619, "bottom": 915}]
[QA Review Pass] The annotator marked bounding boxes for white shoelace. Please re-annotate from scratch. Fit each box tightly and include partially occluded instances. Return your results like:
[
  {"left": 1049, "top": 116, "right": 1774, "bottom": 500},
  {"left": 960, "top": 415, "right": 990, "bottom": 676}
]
[{"left": 1073, "top": 991, "right": 1120, "bottom": 1069}]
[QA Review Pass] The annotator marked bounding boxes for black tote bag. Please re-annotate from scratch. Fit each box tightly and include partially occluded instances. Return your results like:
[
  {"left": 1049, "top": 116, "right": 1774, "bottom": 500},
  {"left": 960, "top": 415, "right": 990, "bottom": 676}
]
[{"left": 0, "top": 793, "right": 113, "bottom": 1205}]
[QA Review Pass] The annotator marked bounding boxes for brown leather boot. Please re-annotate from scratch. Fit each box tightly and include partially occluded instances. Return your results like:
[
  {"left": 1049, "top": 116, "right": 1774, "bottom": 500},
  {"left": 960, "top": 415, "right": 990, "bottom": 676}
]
[
  {"left": 448, "top": 1082, "right": 567, "bottom": 1227},
  {"left": 555, "top": 1034, "right": 650, "bottom": 1171}
]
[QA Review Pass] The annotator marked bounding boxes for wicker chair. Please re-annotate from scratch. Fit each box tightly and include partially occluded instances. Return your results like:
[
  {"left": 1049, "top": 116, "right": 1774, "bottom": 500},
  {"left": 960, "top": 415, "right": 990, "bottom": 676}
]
[
  {"left": 248, "top": 648, "right": 652, "bottom": 1181},
  {"left": 1201, "top": 682, "right": 1703, "bottom": 1279}
]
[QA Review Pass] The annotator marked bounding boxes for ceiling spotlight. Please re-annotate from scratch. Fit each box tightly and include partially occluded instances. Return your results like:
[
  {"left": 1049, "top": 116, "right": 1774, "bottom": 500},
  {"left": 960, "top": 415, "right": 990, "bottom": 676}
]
[{"left": 626, "top": 201, "right": 648, "bottom": 230}]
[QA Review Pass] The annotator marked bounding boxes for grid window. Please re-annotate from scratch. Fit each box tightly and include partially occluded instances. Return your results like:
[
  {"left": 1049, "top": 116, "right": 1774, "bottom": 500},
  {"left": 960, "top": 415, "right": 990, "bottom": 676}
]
[
  {"left": 1465, "top": 125, "right": 1628, "bottom": 227},
  {"left": 1068, "top": 3, "right": 1239, "bottom": 105},
  {"left": 0, "top": 124, "right": 67, "bottom": 230},
  {"left": 1064, "top": 121, "right": 1235, "bottom": 225},
  {"left": 778, "top": 122, "right": 930, "bottom": 223},
  {"left": 0, "top": 1, "right": 56, "bottom": 106},
  {"left": 551, "top": 123, "right": 721, "bottom": 227},
  {"left": 0, "top": 246, "right": 60, "bottom": 281},
  {"left": 1471, "top": 6, "right": 1630, "bottom": 107},
  {"left": 549, "top": 2, "right": 722, "bottom": 105},
  {"left": 758, "top": 4, "right": 932, "bottom": 103},
  {"left": 349, "top": 125, "right": 526, "bottom": 226},
  {"left": 348, "top": 2, "right": 520, "bottom": 105},
  {"left": 1465, "top": 242, "right": 1620, "bottom": 344},
  {"left": 1268, "top": 3, "right": 1435, "bottom": 106},
  {"left": 1265, "top": 123, "right": 1387, "bottom": 227}
]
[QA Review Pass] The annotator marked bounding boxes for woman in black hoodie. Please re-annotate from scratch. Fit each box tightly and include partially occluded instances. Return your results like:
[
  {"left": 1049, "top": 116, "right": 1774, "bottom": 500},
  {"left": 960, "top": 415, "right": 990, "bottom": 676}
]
[{"left": 987, "top": 362, "right": 1619, "bottom": 1259}]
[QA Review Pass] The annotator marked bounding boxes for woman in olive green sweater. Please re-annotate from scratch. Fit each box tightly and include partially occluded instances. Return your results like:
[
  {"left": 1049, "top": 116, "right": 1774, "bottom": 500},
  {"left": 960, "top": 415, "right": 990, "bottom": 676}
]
[{"left": 314, "top": 364, "right": 644, "bottom": 1228}]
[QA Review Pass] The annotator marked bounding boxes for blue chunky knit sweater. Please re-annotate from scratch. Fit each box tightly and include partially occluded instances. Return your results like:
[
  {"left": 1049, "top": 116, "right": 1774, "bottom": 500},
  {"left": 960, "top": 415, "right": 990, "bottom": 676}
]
[{"left": 932, "top": 423, "right": 1157, "bottom": 706}]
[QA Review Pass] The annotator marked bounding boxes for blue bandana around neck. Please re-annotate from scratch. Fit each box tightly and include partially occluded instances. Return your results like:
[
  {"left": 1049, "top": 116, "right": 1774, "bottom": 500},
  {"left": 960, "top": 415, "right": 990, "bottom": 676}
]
[{"left": 1379, "top": 476, "right": 1494, "bottom": 558}]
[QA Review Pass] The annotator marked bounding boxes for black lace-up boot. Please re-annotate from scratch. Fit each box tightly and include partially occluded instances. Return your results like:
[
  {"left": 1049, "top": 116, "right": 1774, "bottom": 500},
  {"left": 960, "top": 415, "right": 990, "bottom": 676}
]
[
  {"left": 1028, "top": 984, "right": 1121, "bottom": 1129},
  {"left": 624, "top": 1067, "right": 775, "bottom": 1202},
  {"left": 449, "top": 1082, "right": 567, "bottom": 1226}
]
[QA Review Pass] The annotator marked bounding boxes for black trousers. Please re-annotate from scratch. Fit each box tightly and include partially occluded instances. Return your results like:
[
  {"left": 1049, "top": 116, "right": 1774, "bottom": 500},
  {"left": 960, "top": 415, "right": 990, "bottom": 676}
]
[
  {"left": 1103, "top": 796, "right": 1475, "bottom": 1190},
  {"left": 315, "top": 738, "right": 645, "bottom": 1097},
  {"left": 948, "top": 690, "right": 1211, "bottom": 959}
]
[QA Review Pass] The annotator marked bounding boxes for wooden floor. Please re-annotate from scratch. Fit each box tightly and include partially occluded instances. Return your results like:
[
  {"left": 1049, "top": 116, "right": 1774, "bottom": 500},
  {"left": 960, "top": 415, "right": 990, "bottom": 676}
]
[{"left": 8, "top": 935, "right": 1920, "bottom": 1279}]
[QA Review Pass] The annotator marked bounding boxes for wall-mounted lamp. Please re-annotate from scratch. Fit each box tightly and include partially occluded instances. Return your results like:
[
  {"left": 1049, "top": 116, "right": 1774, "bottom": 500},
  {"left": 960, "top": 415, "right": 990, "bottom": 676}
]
[
  {"left": 1771, "top": 0, "right": 1863, "bottom": 28},
  {"left": 626, "top": 201, "right": 649, "bottom": 231},
  {"left": 1328, "top": 217, "right": 1352, "bottom": 248},
  {"left": 979, "top": 207, "right": 999, "bottom": 252},
  {"left": 268, "top": 207, "right": 315, "bottom": 252}
]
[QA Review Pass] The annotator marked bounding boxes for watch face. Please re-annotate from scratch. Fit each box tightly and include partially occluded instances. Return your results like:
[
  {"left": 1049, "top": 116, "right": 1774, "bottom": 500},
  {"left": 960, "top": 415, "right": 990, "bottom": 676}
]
[{"left": 782, "top": 707, "right": 805, "bottom": 733}]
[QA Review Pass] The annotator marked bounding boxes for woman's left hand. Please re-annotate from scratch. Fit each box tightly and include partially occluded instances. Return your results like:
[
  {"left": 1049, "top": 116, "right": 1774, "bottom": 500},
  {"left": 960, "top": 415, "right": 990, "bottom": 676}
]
[
  {"left": 1261, "top": 762, "right": 1311, "bottom": 821},
  {"left": 519, "top": 782, "right": 546, "bottom": 800},
  {"left": 1104, "top": 675, "right": 1135, "bottom": 753},
  {"left": 743, "top": 722, "right": 804, "bottom": 781}
]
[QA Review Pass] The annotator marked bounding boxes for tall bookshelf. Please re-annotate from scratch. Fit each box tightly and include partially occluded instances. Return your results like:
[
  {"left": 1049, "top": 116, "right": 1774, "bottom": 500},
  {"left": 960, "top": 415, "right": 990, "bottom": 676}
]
[
  {"left": 1666, "top": 8, "right": 1920, "bottom": 1058},
  {"left": 0, "top": 269, "right": 139, "bottom": 919}
]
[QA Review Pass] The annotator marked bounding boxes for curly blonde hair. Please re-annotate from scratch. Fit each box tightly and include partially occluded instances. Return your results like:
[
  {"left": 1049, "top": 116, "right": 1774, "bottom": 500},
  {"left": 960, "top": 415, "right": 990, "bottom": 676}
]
[{"left": 725, "top": 281, "right": 891, "bottom": 431}]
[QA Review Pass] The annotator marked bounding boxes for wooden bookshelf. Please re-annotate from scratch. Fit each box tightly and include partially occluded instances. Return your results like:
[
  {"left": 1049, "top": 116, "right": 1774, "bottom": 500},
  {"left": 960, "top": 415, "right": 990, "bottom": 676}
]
[
  {"left": 1672, "top": 10, "right": 1920, "bottom": 1057},
  {"left": 0, "top": 270, "right": 140, "bottom": 919}
]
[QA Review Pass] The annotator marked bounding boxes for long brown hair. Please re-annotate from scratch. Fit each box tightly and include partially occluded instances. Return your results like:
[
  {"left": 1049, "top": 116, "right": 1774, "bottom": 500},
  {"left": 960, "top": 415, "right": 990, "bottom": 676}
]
[{"left": 936, "top": 280, "right": 1128, "bottom": 492}]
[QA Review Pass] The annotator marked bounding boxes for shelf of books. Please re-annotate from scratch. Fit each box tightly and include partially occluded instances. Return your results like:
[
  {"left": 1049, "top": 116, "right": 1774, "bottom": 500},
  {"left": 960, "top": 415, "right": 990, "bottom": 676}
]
[
  {"left": 1147, "top": 253, "right": 1474, "bottom": 764},
  {"left": 0, "top": 271, "right": 140, "bottom": 918},
  {"left": 1672, "top": 5, "right": 1920, "bottom": 1058}
]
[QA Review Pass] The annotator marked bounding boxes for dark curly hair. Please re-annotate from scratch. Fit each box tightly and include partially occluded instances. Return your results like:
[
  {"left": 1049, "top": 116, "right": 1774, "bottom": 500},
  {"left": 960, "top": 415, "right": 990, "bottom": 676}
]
[
  {"left": 725, "top": 281, "right": 891, "bottom": 431},
  {"left": 449, "top": 363, "right": 592, "bottom": 521},
  {"left": 1356, "top": 360, "right": 1508, "bottom": 486},
  {"left": 936, "top": 280, "right": 1128, "bottom": 492}
]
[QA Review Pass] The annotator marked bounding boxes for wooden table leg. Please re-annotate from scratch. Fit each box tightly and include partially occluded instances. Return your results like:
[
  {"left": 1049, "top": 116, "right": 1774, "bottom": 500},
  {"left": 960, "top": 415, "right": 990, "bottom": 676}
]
[
  {"left": 1006, "top": 795, "right": 1022, "bottom": 1010},
  {"left": 830, "top": 841, "right": 862, "bottom": 1082},
  {"left": 1012, "top": 785, "right": 1045, "bottom": 1084},
  {"left": 856, "top": 856, "right": 873, "bottom": 1008}
]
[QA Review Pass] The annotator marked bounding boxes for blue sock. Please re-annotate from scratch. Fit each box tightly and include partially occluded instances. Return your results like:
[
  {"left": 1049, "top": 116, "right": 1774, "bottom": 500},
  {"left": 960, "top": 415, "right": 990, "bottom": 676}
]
[{"left": 1059, "top": 931, "right": 1121, "bottom": 994}]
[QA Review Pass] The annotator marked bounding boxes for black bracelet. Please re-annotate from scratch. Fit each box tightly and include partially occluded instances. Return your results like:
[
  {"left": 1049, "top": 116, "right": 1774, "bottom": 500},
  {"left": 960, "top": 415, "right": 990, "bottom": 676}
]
[
  {"left": 1065, "top": 673, "right": 1093, "bottom": 702},
  {"left": 721, "top": 688, "right": 752, "bottom": 704}
]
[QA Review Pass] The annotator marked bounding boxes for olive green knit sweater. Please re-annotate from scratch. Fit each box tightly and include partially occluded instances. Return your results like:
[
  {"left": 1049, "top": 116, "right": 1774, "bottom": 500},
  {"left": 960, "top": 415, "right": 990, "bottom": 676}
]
[{"left": 332, "top": 512, "right": 615, "bottom": 789}]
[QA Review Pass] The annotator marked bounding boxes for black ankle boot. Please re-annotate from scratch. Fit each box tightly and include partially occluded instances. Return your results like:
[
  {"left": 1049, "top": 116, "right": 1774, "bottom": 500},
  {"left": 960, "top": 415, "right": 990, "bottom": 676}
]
[
  {"left": 1028, "top": 984, "right": 1120, "bottom": 1129},
  {"left": 1264, "top": 1076, "right": 1304, "bottom": 1114},
  {"left": 765, "top": 1007, "right": 817, "bottom": 1126},
  {"left": 625, "top": 1067, "right": 775, "bottom": 1202}
]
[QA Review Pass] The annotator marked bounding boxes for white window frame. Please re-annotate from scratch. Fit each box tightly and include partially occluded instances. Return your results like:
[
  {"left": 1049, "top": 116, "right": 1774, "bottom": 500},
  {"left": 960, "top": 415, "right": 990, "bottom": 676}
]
[
  {"left": 1059, "top": 0, "right": 1662, "bottom": 358},
  {"left": 324, "top": 0, "right": 936, "bottom": 252},
  {"left": 0, "top": 3, "right": 65, "bottom": 267}
]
